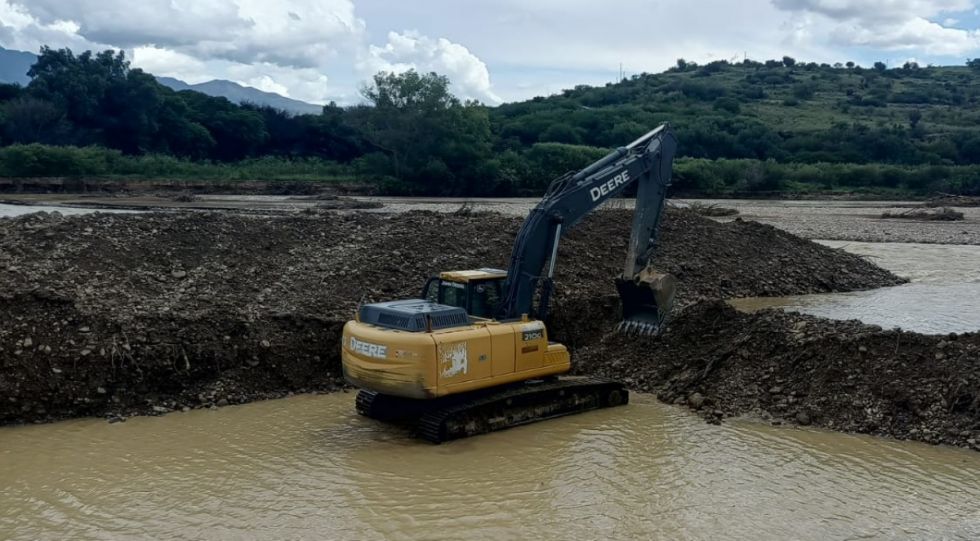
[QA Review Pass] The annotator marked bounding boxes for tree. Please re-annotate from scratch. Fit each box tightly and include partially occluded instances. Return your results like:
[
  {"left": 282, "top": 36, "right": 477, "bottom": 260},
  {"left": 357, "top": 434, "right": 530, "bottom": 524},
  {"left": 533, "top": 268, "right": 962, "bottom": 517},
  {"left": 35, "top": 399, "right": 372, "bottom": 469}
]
[
  {"left": 27, "top": 47, "right": 129, "bottom": 132},
  {"left": 350, "top": 70, "right": 493, "bottom": 194},
  {"left": 1, "top": 97, "right": 69, "bottom": 144},
  {"left": 874, "top": 61, "right": 887, "bottom": 72},
  {"left": 713, "top": 97, "right": 741, "bottom": 114},
  {"left": 908, "top": 109, "right": 923, "bottom": 130},
  {"left": 846, "top": 61, "right": 855, "bottom": 69},
  {"left": 538, "top": 123, "right": 582, "bottom": 144},
  {"left": 792, "top": 83, "right": 816, "bottom": 100},
  {"left": 969, "top": 58, "right": 980, "bottom": 71},
  {"left": 782, "top": 56, "right": 796, "bottom": 67}
]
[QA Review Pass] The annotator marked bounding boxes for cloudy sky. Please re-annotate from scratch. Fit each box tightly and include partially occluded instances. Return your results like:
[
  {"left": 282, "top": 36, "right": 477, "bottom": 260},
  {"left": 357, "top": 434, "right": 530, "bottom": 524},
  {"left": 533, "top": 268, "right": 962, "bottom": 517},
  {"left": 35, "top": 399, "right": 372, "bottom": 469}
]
[{"left": 2, "top": 0, "right": 980, "bottom": 105}]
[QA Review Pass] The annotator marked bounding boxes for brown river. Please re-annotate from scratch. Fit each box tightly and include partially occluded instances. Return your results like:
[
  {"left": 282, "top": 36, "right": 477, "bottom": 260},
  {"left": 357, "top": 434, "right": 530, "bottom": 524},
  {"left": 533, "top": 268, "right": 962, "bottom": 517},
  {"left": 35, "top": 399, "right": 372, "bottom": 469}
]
[
  {"left": 3, "top": 394, "right": 980, "bottom": 540},
  {"left": 2, "top": 202, "right": 980, "bottom": 540}
]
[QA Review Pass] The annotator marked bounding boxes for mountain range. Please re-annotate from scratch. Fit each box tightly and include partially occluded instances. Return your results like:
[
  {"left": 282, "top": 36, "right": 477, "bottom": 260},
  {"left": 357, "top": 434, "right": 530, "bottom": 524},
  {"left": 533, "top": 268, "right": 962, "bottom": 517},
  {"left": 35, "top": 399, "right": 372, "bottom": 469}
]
[{"left": 0, "top": 47, "right": 323, "bottom": 115}]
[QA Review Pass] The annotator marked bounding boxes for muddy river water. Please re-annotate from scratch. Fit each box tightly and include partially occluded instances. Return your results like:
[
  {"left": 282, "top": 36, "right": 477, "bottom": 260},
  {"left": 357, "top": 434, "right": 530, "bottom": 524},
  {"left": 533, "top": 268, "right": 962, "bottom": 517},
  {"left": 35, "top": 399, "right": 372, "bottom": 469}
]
[
  {"left": 2, "top": 201, "right": 980, "bottom": 539},
  {"left": 2, "top": 394, "right": 980, "bottom": 540},
  {"left": 732, "top": 240, "right": 980, "bottom": 334}
]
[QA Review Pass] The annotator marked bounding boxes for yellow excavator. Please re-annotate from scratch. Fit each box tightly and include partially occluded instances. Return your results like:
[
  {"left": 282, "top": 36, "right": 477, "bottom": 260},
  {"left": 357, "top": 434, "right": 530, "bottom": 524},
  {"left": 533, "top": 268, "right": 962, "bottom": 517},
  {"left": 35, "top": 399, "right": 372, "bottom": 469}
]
[{"left": 342, "top": 124, "right": 678, "bottom": 442}]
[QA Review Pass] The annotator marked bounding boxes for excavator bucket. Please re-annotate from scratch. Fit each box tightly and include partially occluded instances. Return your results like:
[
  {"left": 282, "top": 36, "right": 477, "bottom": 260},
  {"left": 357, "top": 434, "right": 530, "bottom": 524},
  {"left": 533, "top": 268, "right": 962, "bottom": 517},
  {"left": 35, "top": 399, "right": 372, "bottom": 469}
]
[{"left": 615, "top": 267, "right": 676, "bottom": 337}]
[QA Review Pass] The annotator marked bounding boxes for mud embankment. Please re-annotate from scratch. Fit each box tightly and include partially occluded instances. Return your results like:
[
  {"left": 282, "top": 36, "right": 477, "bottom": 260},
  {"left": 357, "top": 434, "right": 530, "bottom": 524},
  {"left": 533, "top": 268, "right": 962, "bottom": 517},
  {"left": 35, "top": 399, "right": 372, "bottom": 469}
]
[
  {"left": 576, "top": 302, "right": 980, "bottom": 450},
  {"left": 1, "top": 209, "right": 906, "bottom": 429}
]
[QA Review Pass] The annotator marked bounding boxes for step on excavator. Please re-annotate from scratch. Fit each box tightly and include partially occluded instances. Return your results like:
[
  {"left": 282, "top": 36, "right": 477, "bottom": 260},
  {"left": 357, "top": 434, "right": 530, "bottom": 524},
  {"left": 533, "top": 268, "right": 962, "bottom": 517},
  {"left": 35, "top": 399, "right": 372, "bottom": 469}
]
[{"left": 342, "top": 124, "right": 678, "bottom": 442}]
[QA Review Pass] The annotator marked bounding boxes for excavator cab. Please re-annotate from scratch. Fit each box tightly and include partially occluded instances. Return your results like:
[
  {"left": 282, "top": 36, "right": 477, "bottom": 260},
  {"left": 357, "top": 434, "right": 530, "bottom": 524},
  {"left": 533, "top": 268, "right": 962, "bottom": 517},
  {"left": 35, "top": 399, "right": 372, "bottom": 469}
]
[{"left": 421, "top": 268, "right": 507, "bottom": 320}]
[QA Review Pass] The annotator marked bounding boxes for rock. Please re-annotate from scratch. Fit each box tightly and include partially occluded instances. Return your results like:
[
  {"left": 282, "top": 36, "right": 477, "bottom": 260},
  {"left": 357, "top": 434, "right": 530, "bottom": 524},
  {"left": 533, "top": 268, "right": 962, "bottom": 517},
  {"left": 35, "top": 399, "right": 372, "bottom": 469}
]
[
  {"left": 151, "top": 406, "right": 169, "bottom": 413},
  {"left": 96, "top": 387, "right": 107, "bottom": 394},
  {"left": 22, "top": 337, "right": 32, "bottom": 347},
  {"left": 796, "top": 412, "right": 812, "bottom": 426},
  {"left": 769, "top": 386, "right": 783, "bottom": 395},
  {"left": 106, "top": 415, "right": 126, "bottom": 424},
  {"left": 260, "top": 340, "right": 271, "bottom": 348},
  {"left": 171, "top": 270, "right": 187, "bottom": 279},
  {"left": 79, "top": 326, "right": 91, "bottom": 333},
  {"left": 688, "top": 392, "right": 706, "bottom": 409},
  {"left": 216, "top": 398, "right": 229, "bottom": 407}
]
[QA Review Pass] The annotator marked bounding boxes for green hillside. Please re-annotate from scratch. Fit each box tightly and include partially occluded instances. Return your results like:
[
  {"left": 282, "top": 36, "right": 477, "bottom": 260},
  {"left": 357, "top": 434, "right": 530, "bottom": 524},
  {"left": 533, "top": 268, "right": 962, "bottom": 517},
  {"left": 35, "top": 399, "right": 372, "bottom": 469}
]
[
  {"left": 485, "top": 58, "right": 980, "bottom": 196},
  {"left": 2, "top": 48, "right": 980, "bottom": 197},
  {"left": 494, "top": 59, "right": 980, "bottom": 163}
]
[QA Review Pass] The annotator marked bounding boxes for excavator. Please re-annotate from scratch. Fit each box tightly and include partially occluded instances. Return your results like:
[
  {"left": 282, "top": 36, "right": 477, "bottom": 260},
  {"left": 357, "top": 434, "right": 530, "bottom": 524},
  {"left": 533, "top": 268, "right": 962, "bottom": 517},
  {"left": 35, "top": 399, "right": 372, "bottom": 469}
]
[{"left": 342, "top": 124, "right": 678, "bottom": 442}]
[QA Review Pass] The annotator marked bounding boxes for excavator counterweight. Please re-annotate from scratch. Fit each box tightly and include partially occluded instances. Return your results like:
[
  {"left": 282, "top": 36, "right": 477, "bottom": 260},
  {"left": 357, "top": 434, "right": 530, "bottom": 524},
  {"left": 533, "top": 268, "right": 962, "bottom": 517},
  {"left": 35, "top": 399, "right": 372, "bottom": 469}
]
[{"left": 341, "top": 124, "right": 677, "bottom": 442}]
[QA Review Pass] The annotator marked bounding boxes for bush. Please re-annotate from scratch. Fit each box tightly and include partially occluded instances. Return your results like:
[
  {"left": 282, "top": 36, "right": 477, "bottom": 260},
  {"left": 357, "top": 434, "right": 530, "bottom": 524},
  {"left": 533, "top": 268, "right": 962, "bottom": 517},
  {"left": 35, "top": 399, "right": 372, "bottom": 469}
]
[{"left": 0, "top": 144, "right": 118, "bottom": 176}]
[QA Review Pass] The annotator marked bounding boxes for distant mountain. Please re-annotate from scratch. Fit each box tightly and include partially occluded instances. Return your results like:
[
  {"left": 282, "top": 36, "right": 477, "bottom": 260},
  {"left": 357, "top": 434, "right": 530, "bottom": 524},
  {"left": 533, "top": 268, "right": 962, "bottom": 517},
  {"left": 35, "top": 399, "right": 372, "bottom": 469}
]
[
  {"left": 156, "top": 76, "right": 323, "bottom": 115},
  {"left": 0, "top": 46, "right": 322, "bottom": 115},
  {"left": 0, "top": 46, "right": 36, "bottom": 86}
]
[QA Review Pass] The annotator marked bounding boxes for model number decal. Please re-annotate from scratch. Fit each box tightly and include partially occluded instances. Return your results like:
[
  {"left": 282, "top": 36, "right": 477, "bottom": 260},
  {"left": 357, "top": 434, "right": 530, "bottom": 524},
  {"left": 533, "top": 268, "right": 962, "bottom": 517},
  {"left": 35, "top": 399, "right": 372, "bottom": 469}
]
[
  {"left": 350, "top": 337, "right": 387, "bottom": 359},
  {"left": 523, "top": 329, "right": 544, "bottom": 341}
]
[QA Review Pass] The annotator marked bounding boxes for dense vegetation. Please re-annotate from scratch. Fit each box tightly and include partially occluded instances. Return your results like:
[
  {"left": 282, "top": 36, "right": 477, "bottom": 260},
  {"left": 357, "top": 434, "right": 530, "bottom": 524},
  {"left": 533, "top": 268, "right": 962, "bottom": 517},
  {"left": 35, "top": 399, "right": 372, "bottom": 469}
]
[{"left": 4, "top": 47, "right": 980, "bottom": 196}]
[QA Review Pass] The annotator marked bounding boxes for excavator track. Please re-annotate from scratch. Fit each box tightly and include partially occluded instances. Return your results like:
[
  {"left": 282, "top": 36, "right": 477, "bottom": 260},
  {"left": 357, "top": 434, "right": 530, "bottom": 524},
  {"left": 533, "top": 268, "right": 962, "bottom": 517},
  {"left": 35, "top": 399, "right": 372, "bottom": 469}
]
[{"left": 357, "top": 377, "right": 628, "bottom": 443}]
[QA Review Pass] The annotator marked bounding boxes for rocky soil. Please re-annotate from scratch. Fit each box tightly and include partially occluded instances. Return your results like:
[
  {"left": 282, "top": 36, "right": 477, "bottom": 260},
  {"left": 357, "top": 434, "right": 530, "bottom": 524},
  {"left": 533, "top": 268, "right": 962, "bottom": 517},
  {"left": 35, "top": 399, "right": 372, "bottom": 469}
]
[
  {"left": 575, "top": 301, "right": 980, "bottom": 450},
  {"left": 1, "top": 208, "right": 904, "bottom": 429}
]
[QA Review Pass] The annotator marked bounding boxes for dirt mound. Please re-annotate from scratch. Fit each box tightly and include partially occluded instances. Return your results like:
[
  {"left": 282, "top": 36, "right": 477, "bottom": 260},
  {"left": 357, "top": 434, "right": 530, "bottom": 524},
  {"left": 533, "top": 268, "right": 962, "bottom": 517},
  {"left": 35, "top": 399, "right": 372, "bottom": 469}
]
[
  {"left": 575, "top": 301, "right": 980, "bottom": 450},
  {"left": 0, "top": 208, "right": 903, "bottom": 424}
]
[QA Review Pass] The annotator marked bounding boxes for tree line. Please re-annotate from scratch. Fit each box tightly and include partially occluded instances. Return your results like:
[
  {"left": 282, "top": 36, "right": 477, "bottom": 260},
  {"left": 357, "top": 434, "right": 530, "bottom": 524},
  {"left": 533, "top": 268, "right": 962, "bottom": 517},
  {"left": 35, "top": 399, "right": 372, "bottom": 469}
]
[{"left": 3, "top": 47, "right": 980, "bottom": 196}]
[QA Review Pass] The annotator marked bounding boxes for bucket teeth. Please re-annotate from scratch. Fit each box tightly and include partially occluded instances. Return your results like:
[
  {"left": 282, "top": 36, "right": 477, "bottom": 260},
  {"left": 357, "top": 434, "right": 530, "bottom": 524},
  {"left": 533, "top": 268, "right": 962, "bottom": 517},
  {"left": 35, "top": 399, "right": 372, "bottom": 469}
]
[{"left": 615, "top": 319, "right": 660, "bottom": 337}]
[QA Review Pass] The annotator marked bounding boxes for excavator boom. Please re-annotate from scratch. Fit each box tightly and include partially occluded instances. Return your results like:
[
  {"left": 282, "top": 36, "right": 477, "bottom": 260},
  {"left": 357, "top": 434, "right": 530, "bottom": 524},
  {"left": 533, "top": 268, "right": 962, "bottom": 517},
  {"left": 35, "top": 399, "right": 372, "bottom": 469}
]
[
  {"left": 341, "top": 124, "right": 677, "bottom": 442},
  {"left": 498, "top": 124, "right": 677, "bottom": 334}
]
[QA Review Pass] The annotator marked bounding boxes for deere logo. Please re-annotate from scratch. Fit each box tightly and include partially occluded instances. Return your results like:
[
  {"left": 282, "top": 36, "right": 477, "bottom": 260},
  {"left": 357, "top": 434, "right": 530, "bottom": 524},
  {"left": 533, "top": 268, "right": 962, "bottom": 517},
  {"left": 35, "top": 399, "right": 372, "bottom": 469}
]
[
  {"left": 350, "top": 337, "right": 387, "bottom": 359},
  {"left": 590, "top": 170, "right": 630, "bottom": 201}
]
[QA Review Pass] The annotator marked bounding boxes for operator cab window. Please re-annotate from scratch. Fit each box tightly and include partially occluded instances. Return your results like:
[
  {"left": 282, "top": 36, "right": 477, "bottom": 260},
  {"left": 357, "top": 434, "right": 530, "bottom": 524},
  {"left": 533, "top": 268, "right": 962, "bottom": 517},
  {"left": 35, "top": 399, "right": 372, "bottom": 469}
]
[
  {"left": 434, "top": 278, "right": 503, "bottom": 319},
  {"left": 439, "top": 281, "right": 467, "bottom": 309},
  {"left": 469, "top": 280, "right": 501, "bottom": 319}
]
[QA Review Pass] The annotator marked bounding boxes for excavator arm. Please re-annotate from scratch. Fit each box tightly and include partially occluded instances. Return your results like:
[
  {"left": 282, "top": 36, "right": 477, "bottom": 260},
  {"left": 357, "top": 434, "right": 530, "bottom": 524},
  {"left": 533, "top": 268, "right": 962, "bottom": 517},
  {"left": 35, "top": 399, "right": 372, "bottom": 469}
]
[{"left": 496, "top": 123, "right": 678, "bottom": 334}]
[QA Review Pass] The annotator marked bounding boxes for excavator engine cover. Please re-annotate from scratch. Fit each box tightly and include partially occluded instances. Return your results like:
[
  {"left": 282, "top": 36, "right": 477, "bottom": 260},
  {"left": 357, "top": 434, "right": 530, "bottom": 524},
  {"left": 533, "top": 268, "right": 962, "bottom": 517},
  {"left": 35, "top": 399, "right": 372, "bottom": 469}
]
[{"left": 615, "top": 266, "right": 676, "bottom": 336}]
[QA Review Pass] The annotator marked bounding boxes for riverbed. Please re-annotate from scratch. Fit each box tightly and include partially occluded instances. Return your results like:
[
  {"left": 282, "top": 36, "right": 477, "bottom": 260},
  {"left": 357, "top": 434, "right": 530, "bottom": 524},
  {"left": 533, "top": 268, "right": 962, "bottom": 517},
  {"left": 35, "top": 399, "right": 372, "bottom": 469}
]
[
  {"left": 4, "top": 196, "right": 980, "bottom": 244},
  {"left": 2, "top": 393, "right": 979, "bottom": 541}
]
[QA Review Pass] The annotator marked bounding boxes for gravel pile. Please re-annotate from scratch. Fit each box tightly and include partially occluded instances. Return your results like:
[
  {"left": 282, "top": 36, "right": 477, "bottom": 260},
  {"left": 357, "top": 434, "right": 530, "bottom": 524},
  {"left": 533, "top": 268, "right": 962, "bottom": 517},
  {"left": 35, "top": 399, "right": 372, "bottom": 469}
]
[
  {"left": 576, "top": 301, "right": 980, "bottom": 450},
  {"left": 0, "top": 208, "right": 904, "bottom": 424}
]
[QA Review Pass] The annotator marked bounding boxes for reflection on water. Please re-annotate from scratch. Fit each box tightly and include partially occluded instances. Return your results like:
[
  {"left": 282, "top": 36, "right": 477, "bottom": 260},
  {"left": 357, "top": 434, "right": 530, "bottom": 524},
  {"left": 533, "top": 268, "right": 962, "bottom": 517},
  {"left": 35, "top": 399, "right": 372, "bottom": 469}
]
[
  {"left": 731, "top": 241, "right": 980, "bottom": 334},
  {"left": 1, "top": 393, "right": 979, "bottom": 541}
]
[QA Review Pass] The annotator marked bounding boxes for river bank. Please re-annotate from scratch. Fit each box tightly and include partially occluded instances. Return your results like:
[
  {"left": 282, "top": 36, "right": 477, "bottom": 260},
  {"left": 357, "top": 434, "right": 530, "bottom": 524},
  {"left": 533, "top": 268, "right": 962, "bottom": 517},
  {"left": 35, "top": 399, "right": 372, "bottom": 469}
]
[
  {"left": 6, "top": 193, "right": 979, "bottom": 244},
  {"left": 576, "top": 301, "right": 980, "bottom": 450}
]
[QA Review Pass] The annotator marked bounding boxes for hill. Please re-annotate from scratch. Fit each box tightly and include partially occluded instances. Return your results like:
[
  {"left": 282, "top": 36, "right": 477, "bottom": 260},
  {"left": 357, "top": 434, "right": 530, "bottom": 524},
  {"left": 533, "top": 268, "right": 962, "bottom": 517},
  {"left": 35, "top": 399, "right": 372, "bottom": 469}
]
[
  {"left": 485, "top": 58, "right": 980, "bottom": 195},
  {"left": 0, "top": 47, "right": 321, "bottom": 115},
  {"left": 492, "top": 59, "right": 980, "bottom": 166},
  {"left": 156, "top": 77, "right": 323, "bottom": 116},
  {"left": 0, "top": 47, "right": 36, "bottom": 85}
]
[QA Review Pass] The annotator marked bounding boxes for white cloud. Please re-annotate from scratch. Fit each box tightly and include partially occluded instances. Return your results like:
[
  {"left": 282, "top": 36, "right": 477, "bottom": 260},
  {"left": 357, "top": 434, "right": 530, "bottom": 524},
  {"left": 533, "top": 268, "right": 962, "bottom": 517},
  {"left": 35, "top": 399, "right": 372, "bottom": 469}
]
[
  {"left": 362, "top": 30, "right": 501, "bottom": 103},
  {"left": 0, "top": 0, "right": 102, "bottom": 53},
  {"left": 11, "top": 0, "right": 365, "bottom": 68},
  {"left": 132, "top": 45, "right": 333, "bottom": 103},
  {"left": 3, "top": 0, "right": 980, "bottom": 104},
  {"left": 773, "top": 0, "right": 980, "bottom": 54},
  {"left": 772, "top": 0, "right": 973, "bottom": 23}
]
